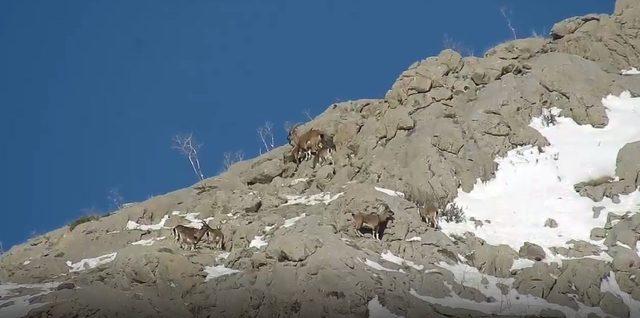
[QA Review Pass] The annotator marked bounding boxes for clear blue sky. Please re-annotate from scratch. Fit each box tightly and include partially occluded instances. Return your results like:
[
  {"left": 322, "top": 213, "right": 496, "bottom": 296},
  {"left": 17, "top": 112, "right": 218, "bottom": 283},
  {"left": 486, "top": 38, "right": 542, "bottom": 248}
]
[{"left": 0, "top": 0, "right": 613, "bottom": 249}]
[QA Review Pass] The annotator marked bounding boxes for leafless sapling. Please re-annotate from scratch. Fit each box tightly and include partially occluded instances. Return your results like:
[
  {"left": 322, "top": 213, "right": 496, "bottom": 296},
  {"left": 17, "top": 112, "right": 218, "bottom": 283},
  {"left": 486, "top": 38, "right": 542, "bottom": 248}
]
[
  {"left": 172, "top": 133, "right": 205, "bottom": 181},
  {"left": 257, "top": 121, "right": 275, "bottom": 154}
]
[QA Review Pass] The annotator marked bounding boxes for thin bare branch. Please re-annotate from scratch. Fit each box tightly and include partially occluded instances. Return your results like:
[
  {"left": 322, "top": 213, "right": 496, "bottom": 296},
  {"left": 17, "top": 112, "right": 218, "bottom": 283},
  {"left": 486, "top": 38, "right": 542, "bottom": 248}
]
[
  {"left": 500, "top": 7, "right": 517, "bottom": 40},
  {"left": 172, "top": 133, "right": 205, "bottom": 180},
  {"left": 302, "top": 109, "right": 313, "bottom": 120},
  {"left": 222, "top": 150, "right": 245, "bottom": 171},
  {"left": 107, "top": 188, "right": 124, "bottom": 211},
  {"left": 257, "top": 121, "right": 276, "bottom": 153}
]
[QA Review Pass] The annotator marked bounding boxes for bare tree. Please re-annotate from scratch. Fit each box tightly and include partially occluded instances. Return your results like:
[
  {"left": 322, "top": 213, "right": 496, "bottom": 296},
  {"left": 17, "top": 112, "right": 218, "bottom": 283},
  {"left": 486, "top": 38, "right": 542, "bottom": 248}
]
[
  {"left": 222, "top": 150, "right": 245, "bottom": 171},
  {"left": 172, "top": 133, "right": 205, "bottom": 181},
  {"left": 442, "top": 33, "right": 474, "bottom": 57},
  {"left": 257, "top": 121, "right": 275, "bottom": 154},
  {"left": 302, "top": 109, "right": 313, "bottom": 120},
  {"left": 283, "top": 121, "right": 293, "bottom": 134},
  {"left": 107, "top": 188, "right": 124, "bottom": 211},
  {"left": 500, "top": 7, "right": 517, "bottom": 40}
]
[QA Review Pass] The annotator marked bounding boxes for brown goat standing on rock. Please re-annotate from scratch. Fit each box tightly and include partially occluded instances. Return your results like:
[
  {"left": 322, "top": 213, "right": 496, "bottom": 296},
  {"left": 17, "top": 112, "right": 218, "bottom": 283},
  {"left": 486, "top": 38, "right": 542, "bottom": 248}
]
[
  {"left": 288, "top": 124, "right": 326, "bottom": 163},
  {"left": 206, "top": 227, "right": 225, "bottom": 250},
  {"left": 419, "top": 205, "right": 439, "bottom": 229},
  {"left": 350, "top": 206, "right": 394, "bottom": 240},
  {"left": 172, "top": 221, "right": 213, "bottom": 251}
]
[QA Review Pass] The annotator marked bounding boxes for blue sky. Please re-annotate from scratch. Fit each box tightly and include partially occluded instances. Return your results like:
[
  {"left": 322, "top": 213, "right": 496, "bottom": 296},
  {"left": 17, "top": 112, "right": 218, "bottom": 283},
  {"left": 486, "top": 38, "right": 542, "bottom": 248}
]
[{"left": 0, "top": 0, "right": 614, "bottom": 249}]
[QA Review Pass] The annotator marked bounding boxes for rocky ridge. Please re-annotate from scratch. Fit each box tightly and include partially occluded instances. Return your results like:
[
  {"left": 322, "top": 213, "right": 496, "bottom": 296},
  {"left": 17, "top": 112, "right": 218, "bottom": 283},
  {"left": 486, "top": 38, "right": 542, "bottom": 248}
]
[{"left": 2, "top": 1, "right": 640, "bottom": 317}]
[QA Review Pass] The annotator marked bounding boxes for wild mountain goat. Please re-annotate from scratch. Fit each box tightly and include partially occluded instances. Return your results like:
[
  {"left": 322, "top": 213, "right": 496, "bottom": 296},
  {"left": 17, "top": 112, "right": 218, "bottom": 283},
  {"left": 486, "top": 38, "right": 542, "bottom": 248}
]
[
  {"left": 314, "top": 146, "right": 334, "bottom": 166},
  {"left": 172, "top": 221, "right": 213, "bottom": 251},
  {"left": 419, "top": 205, "right": 439, "bottom": 229},
  {"left": 405, "top": 189, "right": 443, "bottom": 230},
  {"left": 206, "top": 227, "right": 225, "bottom": 250},
  {"left": 288, "top": 124, "right": 326, "bottom": 163},
  {"left": 350, "top": 204, "right": 394, "bottom": 240}
]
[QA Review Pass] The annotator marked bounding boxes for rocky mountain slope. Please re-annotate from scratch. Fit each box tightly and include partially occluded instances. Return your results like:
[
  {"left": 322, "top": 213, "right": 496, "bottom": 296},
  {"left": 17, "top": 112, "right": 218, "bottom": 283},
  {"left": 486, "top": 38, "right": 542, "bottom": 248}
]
[{"left": 2, "top": 1, "right": 640, "bottom": 317}]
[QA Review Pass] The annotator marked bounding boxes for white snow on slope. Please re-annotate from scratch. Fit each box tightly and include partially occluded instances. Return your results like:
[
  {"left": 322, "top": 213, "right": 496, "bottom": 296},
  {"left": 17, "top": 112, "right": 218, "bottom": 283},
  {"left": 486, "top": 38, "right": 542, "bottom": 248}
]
[
  {"left": 601, "top": 271, "right": 640, "bottom": 317},
  {"left": 622, "top": 67, "right": 640, "bottom": 75},
  {"left": 290, "top": 178, "right": 309, "bottom": 185},
  {"left": 204, "top": 265, "right": 240, "bottom": 281},
  {"left": 249, "top": 235, "right": 268, "bottom": 249},
  {"left": 374, "top": 187, "right": 405, "bottom": 198},
  {"left": 511, "top": 250, "right": 613, "bottom": 271},
  {"left": 360, "top": 258, "right": 397, "bottom": 272},
  {"left": 283, "top": 213, "right": 306, "bottom": 228},
  {"left": 283, "top": 192, "right": 343, "bottom": 206},
  {"left": 125, "top": 215, "right": 169, "bottom": 231},
  {"left": 0, "top": 282, "right": 61, "bottom": 318},
  {"left": 172, "top": 211, "right": 214, "bottom": 228},
  {"left": 381, "top": 251, "right": 424, "bottom": 270},
  {"left": 410, "top": 261, "right": 607, "bottom": 317},
  {"left": 442, "top": 92, "right": 640, "bottom": 252},
  {"left": 66, "top": 252, "right": 117, "bottom": 272},
  {"left": 131, "top": 236, "right": 166, "bottom": 246},
  {"left": 368, "top": 296, "right": 403, "bottom": 318},
  {"left": 216, "top": 251, "right": 230, "bottom": 262}
]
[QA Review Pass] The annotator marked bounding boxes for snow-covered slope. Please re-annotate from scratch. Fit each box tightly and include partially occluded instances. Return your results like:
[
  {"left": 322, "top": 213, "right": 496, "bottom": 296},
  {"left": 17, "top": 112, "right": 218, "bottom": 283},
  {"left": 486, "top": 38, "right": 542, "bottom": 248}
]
[
  {"left": 444, "top": 92, "right": 640, "bottom": 255},
  {"left": 2, "top": 1, "right": 640, "bottom": 317}
]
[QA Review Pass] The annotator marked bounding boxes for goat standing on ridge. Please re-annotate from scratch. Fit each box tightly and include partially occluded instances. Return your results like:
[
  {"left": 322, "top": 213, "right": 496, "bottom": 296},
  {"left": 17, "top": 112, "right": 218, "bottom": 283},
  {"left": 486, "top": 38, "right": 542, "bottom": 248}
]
[
  {"left": 172, "top": 221, "right": 213, "bottom": 251},
  {"left": 419, "top": 205, "right": 439, "bottom": 229},
  {"left": 288, "top": 124, "right": 326, "bottom": 163},
  {"left": 206, "top": 226, "right": 225, "bottom": 250},
  {"left": 350, "top": 205, "right": 394, "bottom": 240}
]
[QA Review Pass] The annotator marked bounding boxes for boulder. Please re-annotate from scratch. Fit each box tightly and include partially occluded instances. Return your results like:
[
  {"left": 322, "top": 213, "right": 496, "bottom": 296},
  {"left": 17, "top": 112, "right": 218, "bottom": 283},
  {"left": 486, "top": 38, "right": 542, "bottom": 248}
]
[{"left": 519, "top": 242, "right": 546, "bottom": 261}]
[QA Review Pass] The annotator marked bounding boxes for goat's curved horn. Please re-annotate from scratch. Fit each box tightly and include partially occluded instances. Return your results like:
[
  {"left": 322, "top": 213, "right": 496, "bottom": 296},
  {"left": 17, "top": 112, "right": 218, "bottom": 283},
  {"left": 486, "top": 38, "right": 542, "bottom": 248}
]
[{"left": 287, "top": 123, "right": 302, "bottom": 145}]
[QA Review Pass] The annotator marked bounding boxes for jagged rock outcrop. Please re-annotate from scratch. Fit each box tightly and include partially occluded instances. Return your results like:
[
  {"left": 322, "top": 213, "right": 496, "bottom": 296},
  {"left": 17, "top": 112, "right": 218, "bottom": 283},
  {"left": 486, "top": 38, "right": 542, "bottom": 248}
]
[{"left": 2, "top": 1, "right": 640, "bottom": 317}]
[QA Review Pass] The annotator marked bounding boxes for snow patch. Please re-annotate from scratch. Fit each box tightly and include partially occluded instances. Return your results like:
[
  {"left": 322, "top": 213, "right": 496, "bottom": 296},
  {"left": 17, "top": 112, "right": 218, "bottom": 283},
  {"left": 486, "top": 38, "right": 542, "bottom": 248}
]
[
  {"left": 361, "top": 258, "right": 397, "bottom": 272},
  {"left": 290, "top": 178, "right": 309, "bottom": 185},
  {"left": 0, "top": 282, "right": 61, "bottom": 318},
  {"left": 264, "top": 225, "right": 276, "bottom": 232},
  {"left": 216, "top": 252, "right": 230, "bottom": 262},
  {"left": 204, "top": 265, "right": 240, "bottom": 281},
  {"left": 601, "top": 271, "right": 640, "bottom": 317},
  {"left": 249, "top": 235, "right": 268, "bottom": 249},
  {"left": 411, "top": 261, "right": 608, "bottom": 316},
  {"left": 443, "top": 92, "right": 640, "bottom": 253},
  {"left": 367, "top": 296, "right": 403, "bottom": 318},
  {"left": 510, "top": 258, "right": 536, "bottom": 271},
  {"left": 374, "top": 187, "right": 405, "bottom": 198},
  {"left": 283, "top": 192, "right": 343, "bottom": 206},
  {"left": 617, "top": 241, "right": 632, "bottom": 250},
  {"left": 131, "top": 236, "right": 166, "bottom": 246},
  {"left": 381, "top": 251, "right": 424, "bottom": 270},
  {"left": 66, "top": 252, "right": 117, "bottom": 272},
  {"left": 283, "top": 213, "right": 306, "bottom": 228},
  {"left": 622, "top": 67, "right": 640, "bottom": 75},
  {"left": 172, "top": 211, "right": 214, "bottom": 228},
  {"left": 126, "top": 214, "right": 169, "bottom": 231},
  {"left": 405, "top": 236, "right": 422, "bottom": 242}
]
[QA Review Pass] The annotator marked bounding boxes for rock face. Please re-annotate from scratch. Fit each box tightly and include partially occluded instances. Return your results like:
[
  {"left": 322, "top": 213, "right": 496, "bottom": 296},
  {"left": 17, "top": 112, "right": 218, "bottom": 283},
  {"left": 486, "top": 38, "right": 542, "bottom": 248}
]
[{"left": 2, "top": 1, "right": 640, "bottom": 317}]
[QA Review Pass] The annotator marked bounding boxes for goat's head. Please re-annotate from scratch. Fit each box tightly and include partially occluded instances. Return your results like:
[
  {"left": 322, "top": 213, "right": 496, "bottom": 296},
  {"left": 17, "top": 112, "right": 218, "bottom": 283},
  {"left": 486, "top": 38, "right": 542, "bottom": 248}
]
[
  {"left": 375, "top": 201, "right": 391, "bottom": 213},
  {"left": 200, "top": 220, "right": 212, "bottom": 231},
  {"left": 287, "top": 123, "right": 301, "bottom": 146}
]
